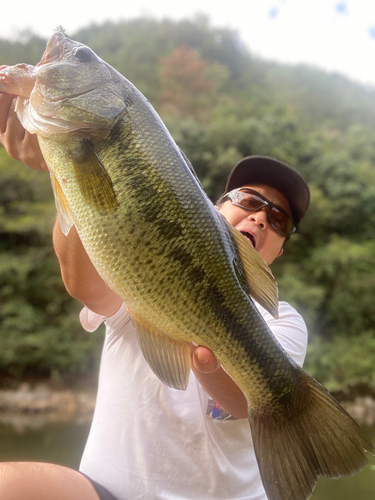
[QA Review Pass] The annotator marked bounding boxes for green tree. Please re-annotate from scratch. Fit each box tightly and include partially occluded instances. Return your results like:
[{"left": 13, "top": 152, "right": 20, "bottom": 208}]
[
  {"left": 2, "top": 17, "right": 375, "bottom": 393},
  {"left": 0, "top": 149, "right": 102, "bottom": 382}
]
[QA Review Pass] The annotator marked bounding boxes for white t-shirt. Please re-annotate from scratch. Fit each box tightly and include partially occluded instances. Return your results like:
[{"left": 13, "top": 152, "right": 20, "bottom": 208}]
[{"left": 79, "top": 301, "right": 307, "bottom": 500}]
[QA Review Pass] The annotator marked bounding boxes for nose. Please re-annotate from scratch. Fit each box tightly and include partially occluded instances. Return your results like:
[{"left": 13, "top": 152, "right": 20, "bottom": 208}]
[{"left": 248, "top": 208, "right": 268, "bottom": 229}]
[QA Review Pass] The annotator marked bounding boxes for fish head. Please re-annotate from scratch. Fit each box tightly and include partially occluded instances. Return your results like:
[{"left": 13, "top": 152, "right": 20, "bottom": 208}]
[
  {"left": 26, "top": 31, "right": 128, "bottom": 137},
  {"left": 36, "top": 32, "right": 112, "bottom": 100}
]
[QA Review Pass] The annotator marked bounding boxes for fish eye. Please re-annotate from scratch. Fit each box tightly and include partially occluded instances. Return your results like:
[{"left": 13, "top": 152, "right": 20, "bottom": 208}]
[{"left": 73, "top": 46, "right": 94, "bottom": 63}]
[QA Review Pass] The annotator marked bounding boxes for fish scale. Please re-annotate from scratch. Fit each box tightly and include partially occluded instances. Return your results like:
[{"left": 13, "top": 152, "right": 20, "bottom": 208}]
[{"left": 0, "top": 31, "right": 373, "bottom": 500}]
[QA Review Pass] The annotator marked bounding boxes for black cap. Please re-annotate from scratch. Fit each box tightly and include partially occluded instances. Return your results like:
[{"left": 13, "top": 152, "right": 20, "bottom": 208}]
[{"left": 225, "top": 155, "right": 310, "bottom": 225}]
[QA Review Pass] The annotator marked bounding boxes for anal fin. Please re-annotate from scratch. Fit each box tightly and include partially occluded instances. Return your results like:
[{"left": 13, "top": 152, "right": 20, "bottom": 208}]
[{"left": 131, "top": 313, "right": 191, "bottom": 390}]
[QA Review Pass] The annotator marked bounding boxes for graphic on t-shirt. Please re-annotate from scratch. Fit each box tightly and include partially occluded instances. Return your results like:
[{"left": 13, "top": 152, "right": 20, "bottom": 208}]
[{"left": 206, "top": 398, "right": 238, "bottom": 420}]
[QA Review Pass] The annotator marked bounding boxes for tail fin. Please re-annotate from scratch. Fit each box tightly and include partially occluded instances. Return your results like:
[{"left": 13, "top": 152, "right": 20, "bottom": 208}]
[{"left": 249, "top": 374, "right": 375, "bottom": 500}]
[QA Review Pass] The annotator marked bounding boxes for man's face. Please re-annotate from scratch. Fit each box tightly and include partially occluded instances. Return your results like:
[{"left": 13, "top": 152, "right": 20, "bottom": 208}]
[{"left": 218, "top": 184, "right": 291, "bottom": 265}]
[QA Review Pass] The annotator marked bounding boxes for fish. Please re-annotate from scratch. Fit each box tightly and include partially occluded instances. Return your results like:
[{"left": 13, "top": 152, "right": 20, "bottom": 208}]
[{"left": 0, "top": 31, "right": 373, "bottom": 500}]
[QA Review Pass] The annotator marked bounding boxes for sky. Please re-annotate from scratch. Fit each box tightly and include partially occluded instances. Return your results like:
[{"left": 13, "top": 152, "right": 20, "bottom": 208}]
[{"left": 2, "top": 0, "right": 375, "bottom": 88}]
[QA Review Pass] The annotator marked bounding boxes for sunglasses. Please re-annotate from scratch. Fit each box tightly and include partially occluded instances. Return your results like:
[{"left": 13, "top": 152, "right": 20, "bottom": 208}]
[{"left": 221, "top": 188, "right": 296, "bottom": 237}]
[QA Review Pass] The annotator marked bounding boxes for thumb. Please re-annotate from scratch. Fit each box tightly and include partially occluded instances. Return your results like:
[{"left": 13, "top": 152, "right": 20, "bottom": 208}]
[{"left": 190, "top": 345, "right": 221, "bottom": 374}]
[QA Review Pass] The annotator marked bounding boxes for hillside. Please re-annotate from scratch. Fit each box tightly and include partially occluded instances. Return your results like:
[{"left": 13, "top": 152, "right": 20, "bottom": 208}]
[{"left": 1, "top": 17, "right": 375, "bottom": 394}]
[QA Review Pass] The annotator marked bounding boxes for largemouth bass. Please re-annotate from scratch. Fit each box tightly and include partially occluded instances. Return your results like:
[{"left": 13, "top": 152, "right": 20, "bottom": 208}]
[{"left": 1, "top": 32, "right": 373, "bottom": 500}]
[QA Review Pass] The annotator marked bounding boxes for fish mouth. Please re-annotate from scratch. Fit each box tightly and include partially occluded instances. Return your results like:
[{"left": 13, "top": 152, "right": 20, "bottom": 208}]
[
  {"left": 38, "top": 32, "right": 66, "bottom": 66},
  {"left": 240, "top": 231, "right": 256, "bottom": 249}
]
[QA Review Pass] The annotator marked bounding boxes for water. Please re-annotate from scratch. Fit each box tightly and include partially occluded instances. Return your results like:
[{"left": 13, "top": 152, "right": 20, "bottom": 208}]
[
  {"left": 311, "top": 426, "right": 375, "bottom": 499},
  {"left": 0, "top": 420, "right": 91, "bottom": 469},
  {"left": 0, "top": 421, "right": 374, "bottom": 498}
]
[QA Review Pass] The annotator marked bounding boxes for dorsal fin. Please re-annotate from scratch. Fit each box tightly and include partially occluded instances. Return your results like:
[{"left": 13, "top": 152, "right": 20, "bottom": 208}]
[{"left": 224, "top": 217, "right": 279, "bottom": 318}]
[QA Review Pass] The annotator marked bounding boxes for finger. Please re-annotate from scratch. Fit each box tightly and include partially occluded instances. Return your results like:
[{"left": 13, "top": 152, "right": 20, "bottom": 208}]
[
  {"left": 0, "top": 92, "right": 17, "bottom": 135},
  {"left": 0, "top": 92, "right": 47, "bottom": 171},
  {"left": 0, "top": 94, "right": 26, "bottom": 147},
  {"left": 0, "top": 93, "right": 28, "bottom": 157},
  {"left": 18, "top": 132, "right": 49, "bottom": 171},
  {"left": 190, "top": 345, "right": 221, "bottom": 374}
]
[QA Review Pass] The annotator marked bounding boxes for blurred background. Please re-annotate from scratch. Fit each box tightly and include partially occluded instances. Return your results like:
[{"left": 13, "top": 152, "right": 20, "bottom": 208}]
[{"left": 0, "top": 1, "right": 375, "bottom": 498}]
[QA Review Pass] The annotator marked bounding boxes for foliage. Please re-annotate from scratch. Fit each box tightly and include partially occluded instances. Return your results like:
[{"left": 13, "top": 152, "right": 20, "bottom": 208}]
[
  {"left": 1, "top": 17, "right": 375, "bottom": 391},
  {"left": 304, "top": 332, "right": 375, "bottom": 395},
  {"left": 72, "top": 16, "right": 246, "bottom": 102},
  {"left": 0, "top": 150, "right": 102, "bottom": 381},
  {"left": 157, "top": 45, "right": 229, "bottom": 121},
  {"left": 0, "top": 31, "right": 47, "bottom": 66}
]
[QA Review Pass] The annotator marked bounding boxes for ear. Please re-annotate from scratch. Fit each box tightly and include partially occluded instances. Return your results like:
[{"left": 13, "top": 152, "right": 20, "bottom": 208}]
[{"left": 277, "top": 248, "right": 284, "bottom": 257}]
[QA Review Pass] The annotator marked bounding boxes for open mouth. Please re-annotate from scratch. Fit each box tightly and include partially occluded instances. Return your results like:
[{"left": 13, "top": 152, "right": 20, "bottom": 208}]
[{"left": 240, "top": 231, "right": 256, "bottom": 249}]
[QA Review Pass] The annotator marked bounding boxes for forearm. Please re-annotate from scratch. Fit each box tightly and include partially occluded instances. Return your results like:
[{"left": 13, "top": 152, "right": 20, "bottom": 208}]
[
  {"left": 190, "top": 346, "right": 248, "bottom": 419},
  {"left": 53, "top": 218, "right": 122, "bottom": 316}
]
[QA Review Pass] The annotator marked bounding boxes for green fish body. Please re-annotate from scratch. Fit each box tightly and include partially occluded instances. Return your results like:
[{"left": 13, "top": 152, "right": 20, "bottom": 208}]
[{"left": 1, "top": 32, "right": 373, "bottom": 500}]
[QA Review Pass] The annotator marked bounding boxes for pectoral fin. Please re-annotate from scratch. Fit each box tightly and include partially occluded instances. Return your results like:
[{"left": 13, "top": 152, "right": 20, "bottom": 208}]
[
  {"left": 226, "top": 220, "right": 279, "bottom": 318},
  {"left": 50, "top": 172, "right": 74, "bottom": 236},
  {"left": 71, "top": 140, "right": 118, "bottom": 213},
  {"left": 130, "top": 313, "right": 191, "bottom": 390}
]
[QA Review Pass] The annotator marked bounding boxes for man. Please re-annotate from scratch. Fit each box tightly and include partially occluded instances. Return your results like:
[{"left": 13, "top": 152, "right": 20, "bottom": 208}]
[{"left": 0, "top": 91, "right": 309, "bottom": 500}]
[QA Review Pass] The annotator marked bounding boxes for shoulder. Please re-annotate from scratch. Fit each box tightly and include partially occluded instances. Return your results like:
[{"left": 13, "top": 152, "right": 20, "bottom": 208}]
[
  {"left": 255, "top": 301, "right": 308, "bottom": 367},
  {"left": 256, "top": 301, "right": 306, "bottom": 330}
]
